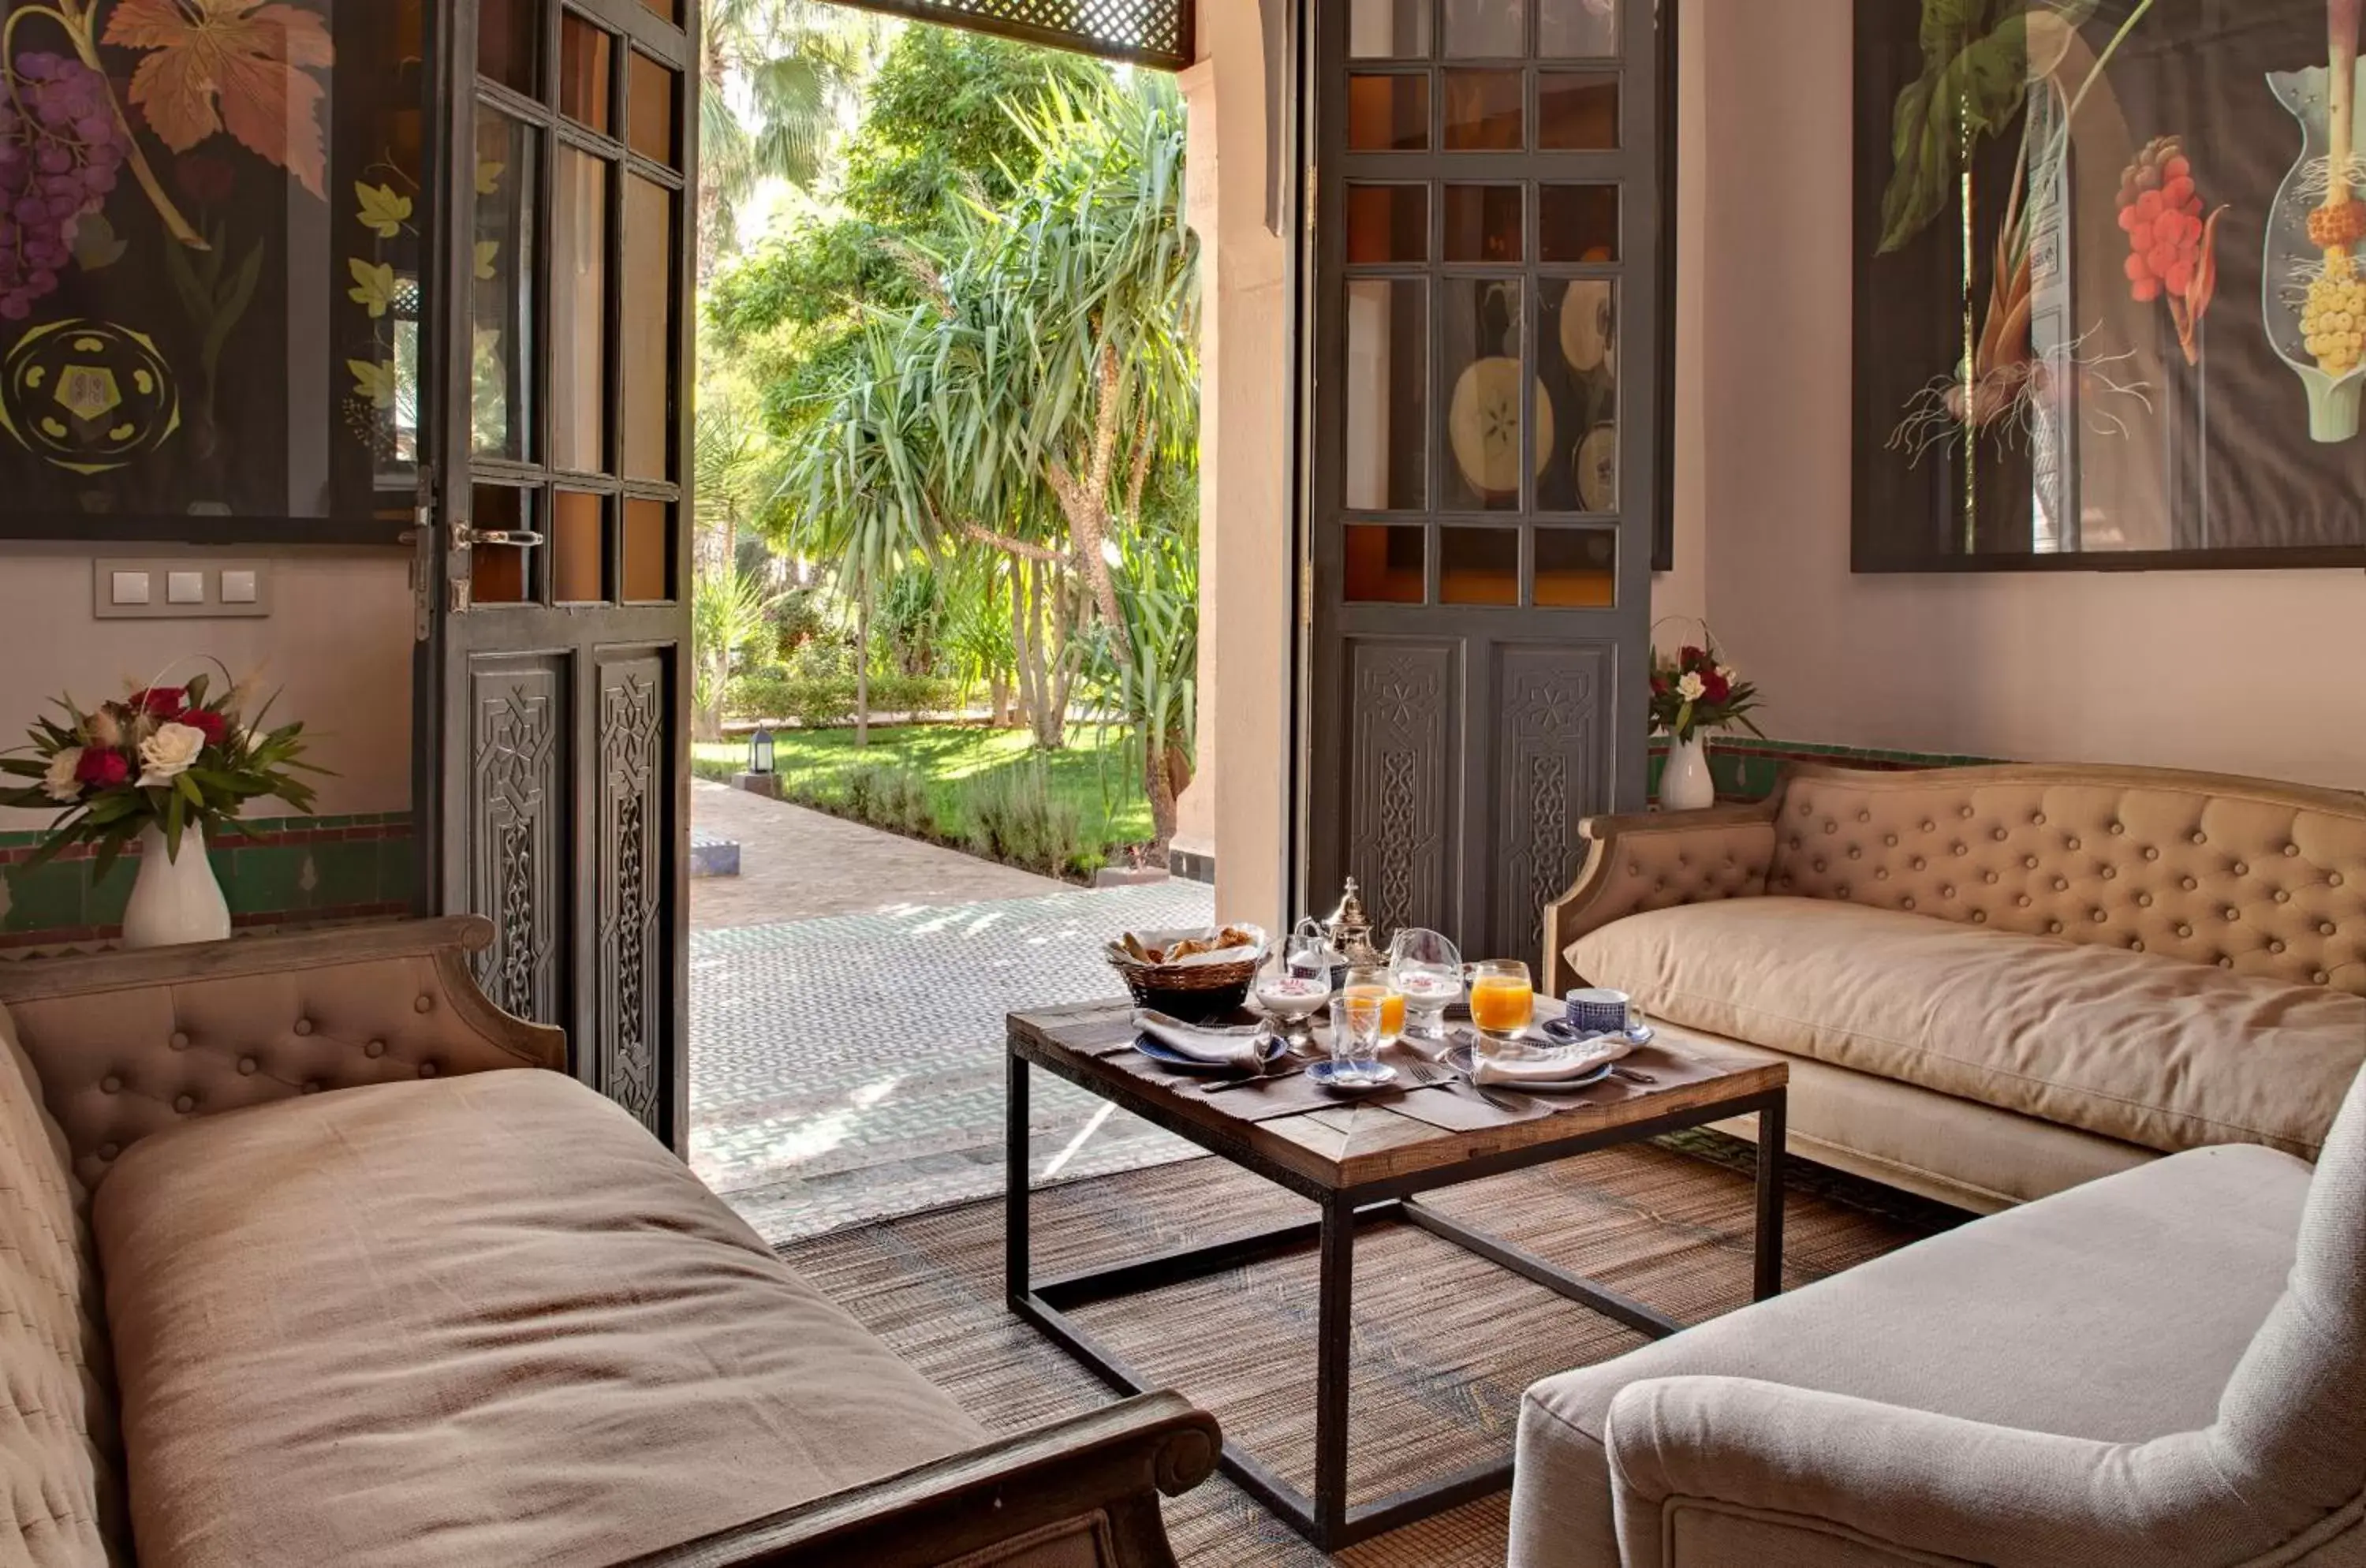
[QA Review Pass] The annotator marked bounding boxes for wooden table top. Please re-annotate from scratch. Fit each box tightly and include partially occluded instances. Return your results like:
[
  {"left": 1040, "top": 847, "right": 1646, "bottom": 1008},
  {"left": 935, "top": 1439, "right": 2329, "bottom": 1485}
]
[{"left": 1008, "top": 1002, "right": 1787, "bottom": 1195}]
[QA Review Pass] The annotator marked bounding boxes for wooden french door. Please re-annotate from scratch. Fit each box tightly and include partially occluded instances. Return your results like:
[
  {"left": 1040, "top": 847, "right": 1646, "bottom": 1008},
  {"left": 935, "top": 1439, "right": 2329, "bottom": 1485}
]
[
  {"left": 1301, "top": 0, "right": 1663, "bottom": 965},
  {"left": 417, "top": 0, "right": 696, "bottom": 1148}
]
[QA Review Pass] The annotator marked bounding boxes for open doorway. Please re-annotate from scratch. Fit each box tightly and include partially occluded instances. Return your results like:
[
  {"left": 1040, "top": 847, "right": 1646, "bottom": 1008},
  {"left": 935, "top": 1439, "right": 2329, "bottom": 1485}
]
[{"left": 683, "top": 14, "right": 1217, "bottom": 1243}]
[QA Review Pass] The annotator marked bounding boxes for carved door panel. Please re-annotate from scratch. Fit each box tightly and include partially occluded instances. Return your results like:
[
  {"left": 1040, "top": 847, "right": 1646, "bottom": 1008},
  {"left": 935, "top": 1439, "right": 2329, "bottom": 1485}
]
[
  {"left": 417, "top": 0, "right": 695, "bottom": 1148},
  {"left": 1303, "top": 0, "right": 1662, "bottom": 965}
]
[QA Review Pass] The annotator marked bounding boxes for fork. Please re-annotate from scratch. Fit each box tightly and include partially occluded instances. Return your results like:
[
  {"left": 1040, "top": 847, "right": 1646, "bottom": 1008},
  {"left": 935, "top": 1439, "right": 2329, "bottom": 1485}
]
[{"left": 1412, "top": 1053, "right": 1533, "bottom": 1114}]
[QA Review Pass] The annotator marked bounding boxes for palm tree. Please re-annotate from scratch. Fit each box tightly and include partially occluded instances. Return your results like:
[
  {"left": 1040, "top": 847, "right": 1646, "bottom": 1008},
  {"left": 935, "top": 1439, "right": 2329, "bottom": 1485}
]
[
  {"left": 698, "top": 0, "right": 881, "bottom": 278},
  {"left": 781, "top": 321, "right": 935, "bottom": 746}
]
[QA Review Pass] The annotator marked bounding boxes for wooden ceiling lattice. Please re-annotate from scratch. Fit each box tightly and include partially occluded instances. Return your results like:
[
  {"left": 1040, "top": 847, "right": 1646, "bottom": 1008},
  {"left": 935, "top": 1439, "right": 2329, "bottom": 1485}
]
[{"left": 830, "top": 0, "right": 1193, "bottom": 71}]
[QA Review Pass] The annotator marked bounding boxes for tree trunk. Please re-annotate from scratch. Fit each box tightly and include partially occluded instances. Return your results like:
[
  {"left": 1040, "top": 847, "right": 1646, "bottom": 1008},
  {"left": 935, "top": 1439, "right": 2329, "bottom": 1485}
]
[
  {"left": 987, "top": 672, "right": 1011, "bottom": 727},
  {"left": 855, "top": 591, "right": 871, "bottom": 748},
  {"left": 1143, "top": 729, "right": 1177, "bottom": 865}
]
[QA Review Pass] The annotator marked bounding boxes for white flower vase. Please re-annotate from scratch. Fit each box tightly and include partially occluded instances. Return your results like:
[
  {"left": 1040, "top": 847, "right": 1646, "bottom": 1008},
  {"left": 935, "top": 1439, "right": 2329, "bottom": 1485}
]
[
  {"left": 121, "top": 823, "right": 232, "bottom": 949},
  {"left": 1659, "top": 732, "right": 1717, "bottom": 812}
]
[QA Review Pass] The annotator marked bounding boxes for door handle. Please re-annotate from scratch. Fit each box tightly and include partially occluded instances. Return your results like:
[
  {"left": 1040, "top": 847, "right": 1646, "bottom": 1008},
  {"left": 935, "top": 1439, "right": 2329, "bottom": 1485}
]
[{"left": 451, "top": 523, "right": 547, "bottom": 548}]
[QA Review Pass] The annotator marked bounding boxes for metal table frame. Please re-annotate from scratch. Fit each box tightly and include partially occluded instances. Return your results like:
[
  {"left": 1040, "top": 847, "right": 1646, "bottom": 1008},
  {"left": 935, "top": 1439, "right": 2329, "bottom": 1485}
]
[{"left": 1005, "top": 1033, "right": 1787, "bottom": 1551}]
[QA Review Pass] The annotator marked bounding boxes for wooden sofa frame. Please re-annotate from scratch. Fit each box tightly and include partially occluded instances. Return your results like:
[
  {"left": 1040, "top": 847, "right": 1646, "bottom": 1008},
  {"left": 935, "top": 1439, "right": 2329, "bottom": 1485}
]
[{"left": 0, "top": 917, "right": 1219, "bottom": 1568}]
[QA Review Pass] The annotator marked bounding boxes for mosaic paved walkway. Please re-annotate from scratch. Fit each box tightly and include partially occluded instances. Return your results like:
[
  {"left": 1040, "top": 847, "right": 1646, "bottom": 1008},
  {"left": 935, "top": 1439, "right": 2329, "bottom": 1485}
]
[{"left": 688, "top": 782, "right": 1215, "bottom": 1244}]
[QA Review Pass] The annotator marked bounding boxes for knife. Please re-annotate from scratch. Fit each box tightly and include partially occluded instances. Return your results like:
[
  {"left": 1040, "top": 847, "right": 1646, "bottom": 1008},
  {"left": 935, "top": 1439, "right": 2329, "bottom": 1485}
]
[{"left": 1202, "top": 1065, "right": 1308, "bottom": 1094}]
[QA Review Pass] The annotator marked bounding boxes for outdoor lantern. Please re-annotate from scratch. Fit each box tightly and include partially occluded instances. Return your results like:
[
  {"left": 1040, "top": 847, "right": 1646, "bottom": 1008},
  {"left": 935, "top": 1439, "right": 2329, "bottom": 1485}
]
[{"left": 748, "top": 728, "right": 776, "bottom": 775}]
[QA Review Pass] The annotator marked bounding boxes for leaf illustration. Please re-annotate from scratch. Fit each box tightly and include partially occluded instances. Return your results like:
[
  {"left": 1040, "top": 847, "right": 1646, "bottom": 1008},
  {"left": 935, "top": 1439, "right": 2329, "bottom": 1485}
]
[
  {"left": 1877, "top": 1, "right": 2102, "bottom": 255},
  {"left": 348, "top": 359, "right": 397, "bottom": 409},
  {"left": 355, "top": 181, "right": 412, "bottom": 238},
  {"left": 474, "top": 239, "right": 500, "bottom": 281},
  {"left": 70, "top": 211, "right": 129, "bottom": 271},
  {"left": 347, "top": 258, "right": 397, "bottom": 318},
  {"left": 476, "top": 160, "right": 506, "bottom": 196},
  {"left": 105, "top": 0, "right": 337, "bottom": 198}
]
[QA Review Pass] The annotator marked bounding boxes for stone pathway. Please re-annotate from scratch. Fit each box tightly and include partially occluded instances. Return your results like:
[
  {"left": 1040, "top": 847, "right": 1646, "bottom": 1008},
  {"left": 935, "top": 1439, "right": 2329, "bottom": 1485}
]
[{"left": 689, "top": 782, "right": 1215, "bottom": 1244}]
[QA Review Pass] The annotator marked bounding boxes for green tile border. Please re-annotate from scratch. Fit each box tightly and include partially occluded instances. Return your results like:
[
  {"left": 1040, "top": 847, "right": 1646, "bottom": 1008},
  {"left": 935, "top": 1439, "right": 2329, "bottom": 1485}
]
[{"left": 0, "top": 812, "right": 417, "bottom": 943}]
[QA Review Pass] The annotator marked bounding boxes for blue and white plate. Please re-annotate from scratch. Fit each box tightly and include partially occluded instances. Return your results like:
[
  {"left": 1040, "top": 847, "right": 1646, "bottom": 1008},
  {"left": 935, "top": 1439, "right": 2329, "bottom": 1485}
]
[
  {"left": 1308, "top": 1059, "right": 1398, "bottom": 1091},
  {"left": 1134, "top": 1030, "right": 1289, "bottom": 1073},
  {"left": 1446, "top": 1040, "right": 1617, "bottom": 1092}
]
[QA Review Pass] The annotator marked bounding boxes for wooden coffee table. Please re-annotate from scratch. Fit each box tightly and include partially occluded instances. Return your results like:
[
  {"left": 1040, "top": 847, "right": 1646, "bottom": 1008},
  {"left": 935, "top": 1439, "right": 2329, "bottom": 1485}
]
[{"left": 1005, "top": 1002, "right": 1789, "bottom": 1550}]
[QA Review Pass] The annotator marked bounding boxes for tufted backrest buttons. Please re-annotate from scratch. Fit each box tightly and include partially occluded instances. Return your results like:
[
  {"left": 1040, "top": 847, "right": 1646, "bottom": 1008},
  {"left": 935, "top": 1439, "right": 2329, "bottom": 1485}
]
[
  {"left": 1940, "top": 885, "right": 1955, "bottom": 899},
  {"left": 364, "top": 1040, "right": 386, "bottom": 1059},
  {"left": 2332, "top": 874, "right": 2346, "bottom": 889},
  {"left": 2024, "top": 856, "right": 2040, "bottom": 870},
  {"left": 2130, "top": 940, "right": 2145, "bottom": 953},
  {"left": 99, "top": 1074, "right": 121, "bottom": 1094},
  {"left": 2052, "top": 876, "right": 2069, "bottom": 891},
  {"left": 237, "top": 1057, "right": 258, "bottom": 1076},
  {"left": 2138, "top": 894, "right": 2154, "bottom": 908},
  {"left": 2032, "top": 813, "right": 2047, "bottom": 827},
  {"left": 1858, "top": 809, "right": 1872, "bottom": 823},
  {"left": 2047, "top": 920, "right": 2064, "bottom": 934},
  {"left": 2316, "top": 973, "right": 2333, "bottom": 985},
  {"left": 2176, "top": 924, "right": 2194, "bottom": 939},
  {"left": 1875, "top": 868, "right": 1891, "bottom": 881},
  {"left": 2191, "top": 831, "right": 2207, "bottom": 846},
  {"left": 169, "top": 1031, "right": 190, "bottom": 1051},
  {"left": 2224, "top": 907, "right": 2241, "bottom": 923},
  {"left": 2283, "top": 843, "right": 2300, "bottom": 857},
  {"left": 2066, "top": 838, "right": 2081, "bottom": 852},
  {"left": 2275, "top": 890, "right": 2292, "bottom": 904},
  {"left": 1920, "top": 820, "right": 1935, "bottom": 833},
  {"left": 174, "top": 1094, "right": 195, "bottom": 1114},
  {"left": 2324, "top": 923, "right": 2340, "bottom": 937},
  {"left": 98, "top": 1143, "right": 118, "bottom": 1162},
  {"left": 2182, "top": 877, "right": 2200, "bottom": 891},
  {"left": 2017, "top": 894, "right": 2032, "bottom": 908},
  {"left": 2109, "top": 822, "right": 2125, "bottom": 836},
  {"left": 1884, "top": 834, "right": 1900, "bottom": 848},
  {"left": 2144, "top": 847, "right": 2160, "bottom": 861},
  {"left": 2233, "top": 862, "right": 2248, "bottom": 877},
  {"left": 2271, "top": 941, "right": 2287, "bottom": 955},
  {"left": 415, "top": 994, "right": 436, "bottom": 1013},
  {"left": 293, "top": 1017, "right": 314, "bottom": 1036},
  {"left": 2100, "top": 867, "right": 2117, "bottom": 881},
  {"left": 1911, "top": 857, "right": 1928, "bottom": 872},
  {"left": 2219, "top": 957, "right": 2234, "bottom": 969},
  {"left": 1971, "top": 910, "right": 1987, "bottom": 924},
  {"left": 299, "top": 1081, "right": 320, "bottom": 1095},
  {"left": 419, "top": 1062, "right": 440, "bottom": 1079},
  {"left": 1983, "top": 871, "right": 1999, "bottom": 885}
]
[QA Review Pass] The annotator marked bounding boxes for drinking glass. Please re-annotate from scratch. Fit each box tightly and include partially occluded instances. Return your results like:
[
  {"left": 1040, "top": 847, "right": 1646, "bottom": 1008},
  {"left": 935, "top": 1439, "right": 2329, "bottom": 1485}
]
[
  {"left": 1387, "top": 928, "right": 1463, "bottom": 1047},
  {"left": 1329, "top": 965, "right": 1404, "bottom": 1086},
  {"left": 1286, "top": 917, "right": 1345, "bottom": 986},
  {"left": 1253, "top": 956, "right": 1334, "bottom": 1057},
  {"left": 1467, "top": 958, "right": 1536, "bottom": 1054}
]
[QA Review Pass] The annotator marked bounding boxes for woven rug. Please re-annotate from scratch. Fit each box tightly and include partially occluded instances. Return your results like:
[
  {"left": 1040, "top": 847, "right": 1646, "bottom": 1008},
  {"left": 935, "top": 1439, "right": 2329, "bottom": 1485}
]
[{"left": 776, "top": 1136, "right": 1966, "bottom": 1566}]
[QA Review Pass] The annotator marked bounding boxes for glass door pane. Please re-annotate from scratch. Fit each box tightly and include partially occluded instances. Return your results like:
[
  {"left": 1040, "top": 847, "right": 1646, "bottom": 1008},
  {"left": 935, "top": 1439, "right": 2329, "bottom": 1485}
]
[
  {"left": 621, "top": 175, "right": 674, "bottom": 481},
  {"left": 472, "top": 109, "right": 539, "bottom": 460},
  {"left": 551, "top": 146, "right": 609, "bottom": 472}
]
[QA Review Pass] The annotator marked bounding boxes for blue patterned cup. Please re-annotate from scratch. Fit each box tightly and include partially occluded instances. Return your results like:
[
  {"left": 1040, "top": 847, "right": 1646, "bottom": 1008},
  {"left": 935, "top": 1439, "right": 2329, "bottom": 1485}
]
[{"left": 1565, "top": 987, "right": 1633, "bottom": 1036}]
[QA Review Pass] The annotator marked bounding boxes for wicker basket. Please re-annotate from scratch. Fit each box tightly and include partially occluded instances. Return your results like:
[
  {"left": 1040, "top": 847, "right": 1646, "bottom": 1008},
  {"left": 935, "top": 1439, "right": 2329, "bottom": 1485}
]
[{"left": 1106, "top": 927, "right": 1265, "bottom": 1023}]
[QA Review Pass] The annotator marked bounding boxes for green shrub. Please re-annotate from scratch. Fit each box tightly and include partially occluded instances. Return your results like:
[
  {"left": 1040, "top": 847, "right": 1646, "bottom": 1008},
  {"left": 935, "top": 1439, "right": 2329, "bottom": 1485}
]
[
  {"left": 841, "top": 763, "right": 934, "bottom": 836},
  {"left": 785, "top": 675, "right": 857, "bottom": 731},
  {"left": 957, "top": 763, "right": 1085, "bottom": 875},
  {"left": 724, "top": 674, "right": 795, "bottom": 723},
  {"left": 868, "top": 672, "right": 956, "bottom": 717}
]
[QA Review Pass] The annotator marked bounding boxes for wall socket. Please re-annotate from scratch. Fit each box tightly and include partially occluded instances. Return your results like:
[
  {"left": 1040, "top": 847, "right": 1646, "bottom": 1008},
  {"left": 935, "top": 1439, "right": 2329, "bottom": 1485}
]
[{"left": 93, "top": 559, "right": 272, "bottom": 620}]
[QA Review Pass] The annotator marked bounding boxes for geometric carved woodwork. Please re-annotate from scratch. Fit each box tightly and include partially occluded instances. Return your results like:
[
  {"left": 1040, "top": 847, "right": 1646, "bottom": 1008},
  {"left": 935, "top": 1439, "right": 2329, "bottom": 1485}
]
[
  {"left": 468, "top": 659, "right": 564, "bottom": 1029},
  {"left": 828, "top": 0, "right": 1191, "bottom": 71},
  {"left": 1495, "top": 644, "right": 1610, "bottom": 964},
  {"left": 1345, "top": 641, "right": 1455, "bottom": 940},
  {"left": 596, "top": 652, "right": 667, "bottom": 1134}
]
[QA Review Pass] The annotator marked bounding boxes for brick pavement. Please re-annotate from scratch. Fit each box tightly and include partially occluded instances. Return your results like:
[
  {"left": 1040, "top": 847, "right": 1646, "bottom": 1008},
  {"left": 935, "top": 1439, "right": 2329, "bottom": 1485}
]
[{"left": 689, "top": 781, "right": 1217, "bottom": 1245}]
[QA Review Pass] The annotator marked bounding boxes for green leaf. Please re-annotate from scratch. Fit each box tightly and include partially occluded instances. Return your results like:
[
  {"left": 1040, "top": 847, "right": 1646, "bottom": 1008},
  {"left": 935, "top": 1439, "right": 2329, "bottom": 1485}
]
[
  {"left": 183, "top": 673, "right": 210, "bottom": 707},
  {"left": 0, "top": 758, "right": 51, "bottom": 778},
  {"left": 1877, "top": 3, "right": 2043, "bottom": 254}
]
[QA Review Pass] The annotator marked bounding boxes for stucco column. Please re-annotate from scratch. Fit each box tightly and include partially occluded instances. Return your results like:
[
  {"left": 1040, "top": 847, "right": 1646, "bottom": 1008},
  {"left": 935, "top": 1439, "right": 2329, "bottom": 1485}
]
[{"left": 1177, "top": 0, "right": 1293, "bottom": 931}]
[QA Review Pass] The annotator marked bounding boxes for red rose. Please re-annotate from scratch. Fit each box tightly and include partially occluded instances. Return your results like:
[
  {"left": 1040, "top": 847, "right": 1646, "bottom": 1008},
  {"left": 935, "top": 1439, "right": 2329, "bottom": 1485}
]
[
  {"left": 1678, "top": 645, "right": 1707, "bottom": 670},
  {"left": 1650, "top": 675, "right": 1670, "bottom": 696},
  {"left": 127, "top": 687, "right": 185, "bottom": 715},
  {"left": 174, "top": 707, "right": 227, "bottom": 747},
  {"left": 75, "top": 749, "right": 130, "bottom": 788},
  {"left": 1702, "top": 671, "right": 1732, "bottom": 704}
]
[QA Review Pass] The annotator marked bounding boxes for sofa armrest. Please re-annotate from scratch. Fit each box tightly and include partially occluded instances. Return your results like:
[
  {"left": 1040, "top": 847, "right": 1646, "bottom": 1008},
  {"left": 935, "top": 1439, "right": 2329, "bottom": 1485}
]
[
  {"left": 1605, "top": 1377, "right": 2225, "bottom": 1568},
  {"left": 0, "top": 916, "right": 565, "bottom": 1187},
  {"left": 1541, "top": 805, "right": 1778, "bottom": 997},
  {"left": 619, "top": 1391, "right": 1222, "bottom": 1568}
]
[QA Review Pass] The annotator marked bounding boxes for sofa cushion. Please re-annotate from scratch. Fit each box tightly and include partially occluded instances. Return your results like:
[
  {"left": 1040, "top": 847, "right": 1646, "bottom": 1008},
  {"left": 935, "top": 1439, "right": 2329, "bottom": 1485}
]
[
  {"left": 92, "top": 1070, "right": 989, "bottom": 1568},
  {"left": 0, "top": 1010, "right": 121, "bottom": 1566},
  {"left": 1569, "top": 898, "right": 2366, "bottom": 1158},
  {"left": 1508, "top": 1141, "right": 2312, "bottom": 1568}
]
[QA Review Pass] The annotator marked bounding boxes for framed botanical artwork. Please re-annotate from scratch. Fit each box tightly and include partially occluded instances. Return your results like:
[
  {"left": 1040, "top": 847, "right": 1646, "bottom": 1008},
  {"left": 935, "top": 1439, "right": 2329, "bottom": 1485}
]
[
  {"left": 0, "top": 0, "right": 426, "bottom": 543},
  {"left": 1853, "top": 0, "right": 2366, "bottom": 570}
]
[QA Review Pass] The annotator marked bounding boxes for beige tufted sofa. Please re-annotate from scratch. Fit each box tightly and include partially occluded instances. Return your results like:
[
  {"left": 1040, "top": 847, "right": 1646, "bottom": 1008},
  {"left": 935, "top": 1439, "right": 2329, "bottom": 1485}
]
[
  {"left": 0, "top": 917, "right": 1215, "bottom": 1568},
  {"left": 1543, "top": 763, "right": 2366, "bottom": 1212}
]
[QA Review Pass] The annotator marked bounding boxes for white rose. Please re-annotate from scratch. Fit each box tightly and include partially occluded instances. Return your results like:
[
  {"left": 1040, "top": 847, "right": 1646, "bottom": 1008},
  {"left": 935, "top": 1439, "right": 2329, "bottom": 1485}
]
[
  {"left": 136, "top": 722, "right": 206, "bottom": 787},
  {"left": 1676, "top": 671, "right": 1707, "bottom": 701},
  {"left": 42, "top": 748, "right": 84, "bottom": 803},
  {"left": 1716, "top": 663, "right": 1738, "bottom": 682}
]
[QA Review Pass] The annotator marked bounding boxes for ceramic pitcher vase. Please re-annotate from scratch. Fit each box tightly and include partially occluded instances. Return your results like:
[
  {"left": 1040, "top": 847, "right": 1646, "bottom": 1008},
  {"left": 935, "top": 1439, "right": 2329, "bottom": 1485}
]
[
  {"left": 122, "top": 823, "right": 232, "bottom": 949},
  {"left": 1659, "top": 733, "right": 1716, "bottom": 812}
]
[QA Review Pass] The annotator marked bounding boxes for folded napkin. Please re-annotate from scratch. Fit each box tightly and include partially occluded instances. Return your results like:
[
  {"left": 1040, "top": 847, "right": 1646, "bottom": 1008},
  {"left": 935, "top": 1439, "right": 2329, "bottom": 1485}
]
[
  {"left": 1135, "top": 1009, "right": 1270, "bottom": 1070},
  {"left": 1469, "top": 1035, "right": 1633, "bottom": 1087}
]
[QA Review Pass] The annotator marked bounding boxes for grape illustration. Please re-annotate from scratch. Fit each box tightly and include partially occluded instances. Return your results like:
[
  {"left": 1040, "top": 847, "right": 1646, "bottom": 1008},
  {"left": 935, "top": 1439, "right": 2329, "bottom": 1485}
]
[{"left": 0, "top": 50, "right": 129, "bottom": 321}]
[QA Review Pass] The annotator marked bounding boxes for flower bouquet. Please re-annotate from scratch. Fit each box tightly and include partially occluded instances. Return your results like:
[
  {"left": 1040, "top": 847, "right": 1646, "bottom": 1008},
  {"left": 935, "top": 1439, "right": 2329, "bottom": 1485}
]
[
  {"left": 1648, "top": 638, "right": 1763, "bottom": 811},
  {"left": 1, "top": 669, "right": 323, "bottom": 946}
]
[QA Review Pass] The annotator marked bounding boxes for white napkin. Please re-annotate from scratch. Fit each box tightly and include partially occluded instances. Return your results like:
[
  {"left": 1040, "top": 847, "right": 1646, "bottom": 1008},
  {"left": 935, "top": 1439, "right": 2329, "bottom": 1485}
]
[
  {"left": 1134, "top": 1009, "right": 1269, "bottom": 1070},
  {"left": 1470, "top": 1035, "right": 1633, "bottom": 1086}
]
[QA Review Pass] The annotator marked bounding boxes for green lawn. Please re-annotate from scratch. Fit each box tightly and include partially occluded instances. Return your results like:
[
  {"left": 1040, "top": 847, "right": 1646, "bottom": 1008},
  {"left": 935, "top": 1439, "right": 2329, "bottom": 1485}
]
[{"left": 693, "top": 722, "right": 1154, "bottom": 853}]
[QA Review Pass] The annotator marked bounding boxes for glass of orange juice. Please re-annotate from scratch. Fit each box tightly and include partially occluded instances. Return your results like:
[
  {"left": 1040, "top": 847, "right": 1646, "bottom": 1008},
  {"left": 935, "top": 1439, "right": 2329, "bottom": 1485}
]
[
  {"left": 1468, "top": 959, "right": 1536, "bottom": 1052},
  {"left": 1330, "top": 966, "right": 1405, "bottom": 1086}
]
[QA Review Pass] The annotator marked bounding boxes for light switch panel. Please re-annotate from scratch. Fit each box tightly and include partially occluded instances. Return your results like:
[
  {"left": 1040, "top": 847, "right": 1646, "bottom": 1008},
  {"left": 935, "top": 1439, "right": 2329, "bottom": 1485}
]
[{"left": 95, "top": 559, "right": 271, "bottom": 619}]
